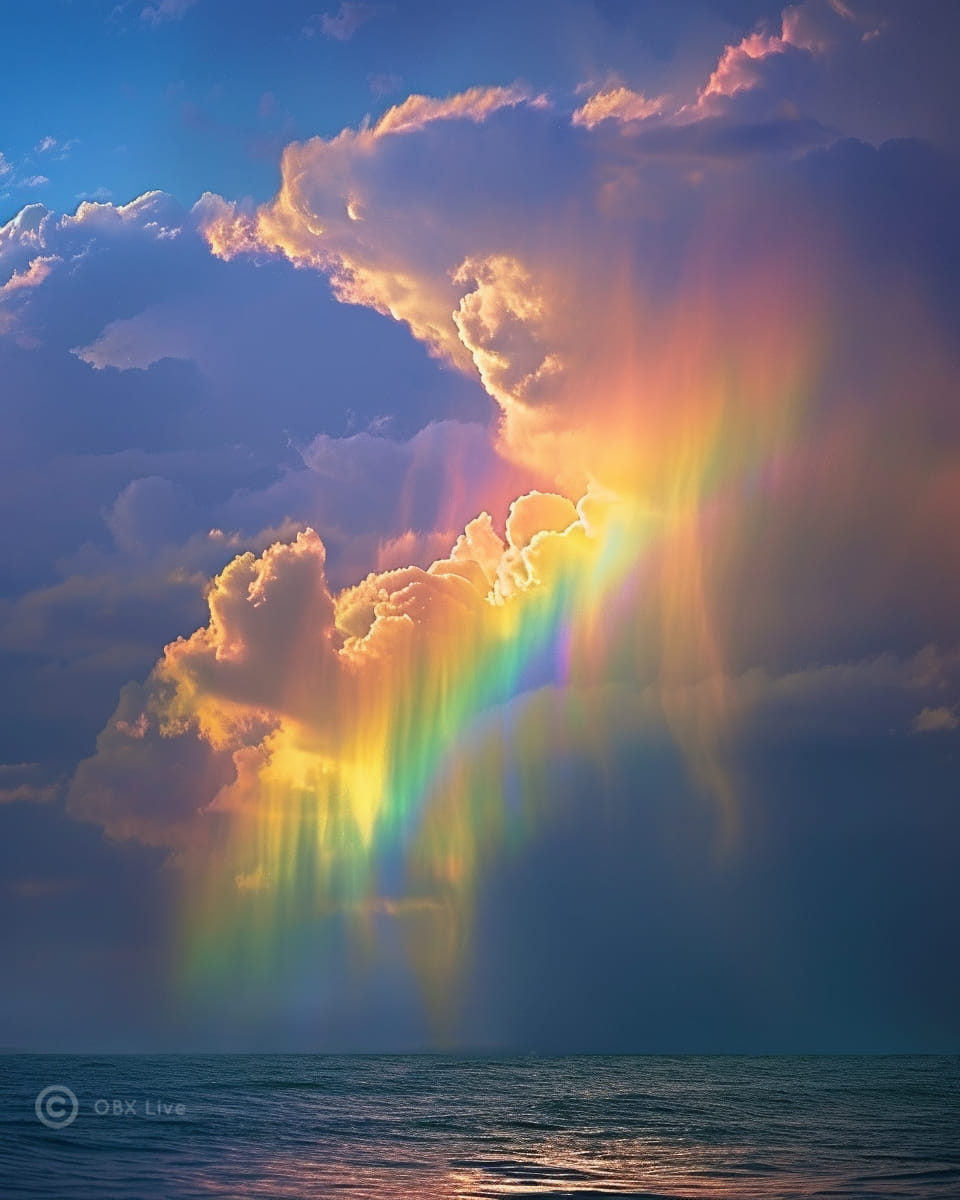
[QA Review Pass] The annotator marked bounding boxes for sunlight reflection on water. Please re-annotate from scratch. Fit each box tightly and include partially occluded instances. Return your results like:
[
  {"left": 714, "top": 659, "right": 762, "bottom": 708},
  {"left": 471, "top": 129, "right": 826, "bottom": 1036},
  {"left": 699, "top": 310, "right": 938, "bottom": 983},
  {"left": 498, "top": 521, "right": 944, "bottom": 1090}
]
[{"left": 2, "top": 1055, "right": 958, "bottom": 1198}]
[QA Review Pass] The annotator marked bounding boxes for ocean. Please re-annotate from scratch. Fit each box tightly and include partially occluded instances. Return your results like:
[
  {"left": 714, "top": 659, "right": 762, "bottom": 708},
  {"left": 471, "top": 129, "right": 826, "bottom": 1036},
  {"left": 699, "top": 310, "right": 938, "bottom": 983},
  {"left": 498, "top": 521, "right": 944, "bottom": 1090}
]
[{"left": 1, "top": 1055, "right": 957, "bottom": 1197}]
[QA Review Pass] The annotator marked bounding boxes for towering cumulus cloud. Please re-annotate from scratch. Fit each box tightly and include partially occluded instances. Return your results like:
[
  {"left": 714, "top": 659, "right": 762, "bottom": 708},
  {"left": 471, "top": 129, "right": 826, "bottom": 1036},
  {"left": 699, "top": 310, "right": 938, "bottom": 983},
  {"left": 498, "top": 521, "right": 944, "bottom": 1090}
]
[{"left": 69, "top": 40, "right": 960, "bottom": 1021}]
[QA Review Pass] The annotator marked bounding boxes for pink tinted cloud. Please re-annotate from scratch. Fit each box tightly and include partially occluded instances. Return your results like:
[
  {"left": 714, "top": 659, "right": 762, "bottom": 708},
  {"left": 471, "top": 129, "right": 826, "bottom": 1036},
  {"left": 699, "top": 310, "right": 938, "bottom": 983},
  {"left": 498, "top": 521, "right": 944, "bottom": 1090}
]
[{"left": 572, "top": 87, "right": 666, "bottom": 128}]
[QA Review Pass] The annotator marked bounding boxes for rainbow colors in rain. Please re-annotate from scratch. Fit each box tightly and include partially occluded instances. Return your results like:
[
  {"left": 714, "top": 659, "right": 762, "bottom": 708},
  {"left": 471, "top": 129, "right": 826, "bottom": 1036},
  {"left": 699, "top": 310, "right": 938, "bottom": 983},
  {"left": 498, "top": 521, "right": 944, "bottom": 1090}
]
[{"left": 159, "top": 303, "right": 822, "bottom": 1006}]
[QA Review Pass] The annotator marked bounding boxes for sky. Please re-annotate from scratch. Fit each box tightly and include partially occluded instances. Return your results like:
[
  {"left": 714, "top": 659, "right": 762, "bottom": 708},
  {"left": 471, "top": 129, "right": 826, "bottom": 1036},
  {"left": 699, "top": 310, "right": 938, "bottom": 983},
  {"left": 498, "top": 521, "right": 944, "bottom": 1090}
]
[{"left": 1, "top": 0, "right": 959, "bottom": 1052}]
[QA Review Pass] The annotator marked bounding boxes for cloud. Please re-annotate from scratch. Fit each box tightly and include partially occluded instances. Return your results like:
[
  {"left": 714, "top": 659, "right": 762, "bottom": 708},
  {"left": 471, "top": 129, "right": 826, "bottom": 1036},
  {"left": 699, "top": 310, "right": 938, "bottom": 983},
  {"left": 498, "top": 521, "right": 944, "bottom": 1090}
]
[
  {"left": 0, "top": 178, "right": 519, "bottom": 842},
  {"left": 196, "top": 84, "right": 536, "bottom": 368},
  {"left": 698, "top": 29, "right": 792, "bottom": 107},
  {"left": 0, "top": 152, "right": 11, "bottom": 178},
  {"left": 373, "top": 84, "right": 534, "bottom": 137},
  {"left": 0, "top": 762, "right": 61, "bottom": 806},
  {"left": 709, "top": 648, "right": 960, "bottom": 741},
  {"left": 369, "top": 72, "right": 403, "bottom": 98},
  {"left": 68, "top": 488, "right": 602, "bottom": 861},
  {"left": 1, "top": 255, "right": 58, "bottom": 297},
  {"left": 572, "top": 87, "right": 666, "bottom": 128},
  {"left": 0, "top": 255, "right": 60, "bottom": 336},
  {"left": 200, "top": 90, "right": 959, "bottom": 517},
  {"left": 5, "top": 13, "right": 960, "bottom": 1025},
  {"left": 307, "top": 1, "right": 378, "bottom": 41},
  {"left": 566, "top": 1, "right": 877, "bottom": 141},
  {"left": 34, "top": 136, "right": 78, "bottom": 159},
  {"left": 0, "top": 782, "right": 61, "bottom": 805},
  {"left": 141, "top": 0, "right": 199, "bottom": 24},
  {"left": 160, "top": 88, "right": 960, "bottom": 931},
  {"left": 695, "top": 1, "right": 846, "bottom": 109},
  {"left": 911, "top": 705, "right": 959, "bottom": 734}
]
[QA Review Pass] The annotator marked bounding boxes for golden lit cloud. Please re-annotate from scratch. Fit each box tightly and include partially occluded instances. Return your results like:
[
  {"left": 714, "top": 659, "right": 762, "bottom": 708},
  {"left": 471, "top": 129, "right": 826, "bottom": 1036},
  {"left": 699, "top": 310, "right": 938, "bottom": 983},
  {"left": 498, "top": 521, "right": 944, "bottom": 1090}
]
[{"left": 68, "top": 76, "right": 960, "bottom": 1013}]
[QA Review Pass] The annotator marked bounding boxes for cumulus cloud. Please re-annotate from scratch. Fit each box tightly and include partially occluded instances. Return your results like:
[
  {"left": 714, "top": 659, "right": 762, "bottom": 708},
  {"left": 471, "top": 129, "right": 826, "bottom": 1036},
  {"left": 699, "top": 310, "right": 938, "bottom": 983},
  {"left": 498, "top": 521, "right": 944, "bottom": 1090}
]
[
  {"left": 0, "top": 255, "right": 59, "bottom": 337},
  {"left": 0, "top": 192, "right": 184, "bottom": 350},
  {"left": 195, "top": 77, "right": 840, "bottom": 489},
  {"left": 698, "top": 30, "right": 791, "bottom": 107},
  {"left": 171, "top": 83, "right": 960, "bottom": 912},
  {"left": 694, "top": 0, "right": 851, "bottom": 110},
  {"left": 6, "top": 9, "right": 960, "bottom": 1013},
  {"left": 0, "top": 180, "right": 519, "bottom": 835},
  {"left": 69, "top": 487, "right": 606, "bottom": 871},
  {"left": 197, "top": 84, "right": 536, "bottom": 370},
  {"left": 195, "top": 84, "right": 960, "bottom": 555},
  {"left": 566, "top": 0, "right": 873, "bottom": 138},
  {"left": 1, "top": 255, "right": 58, "bottom": 294}
]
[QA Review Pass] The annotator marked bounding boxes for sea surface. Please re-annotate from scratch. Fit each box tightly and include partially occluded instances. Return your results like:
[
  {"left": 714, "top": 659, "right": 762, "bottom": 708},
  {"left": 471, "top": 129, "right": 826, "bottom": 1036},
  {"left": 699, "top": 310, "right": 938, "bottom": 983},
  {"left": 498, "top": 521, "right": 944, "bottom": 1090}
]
[{"left": 0, "top": 1055, "right": 957, "bottom": 1198}]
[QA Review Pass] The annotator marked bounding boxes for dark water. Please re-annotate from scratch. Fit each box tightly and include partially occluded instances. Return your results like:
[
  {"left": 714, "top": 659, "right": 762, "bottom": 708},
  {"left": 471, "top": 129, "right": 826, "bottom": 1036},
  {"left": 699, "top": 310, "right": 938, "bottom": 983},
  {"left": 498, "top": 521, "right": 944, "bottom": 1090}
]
[{"left": 0, "top": 1055, "right": 957, "bottom": 1198}]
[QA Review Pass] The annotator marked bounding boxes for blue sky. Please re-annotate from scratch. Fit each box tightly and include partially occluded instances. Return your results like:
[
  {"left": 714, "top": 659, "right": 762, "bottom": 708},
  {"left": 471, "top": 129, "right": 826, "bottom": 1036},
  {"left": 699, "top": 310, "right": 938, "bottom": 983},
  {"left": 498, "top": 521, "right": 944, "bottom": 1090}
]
[
  {"left": 0, "top": 0, "right": 900, "bottom": 216},
  {"left": 3, "top": 0, "right": 689, "bottom": 214},
  {"left": 3, "top": 0, "right": 956, "bottom": 219}
]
